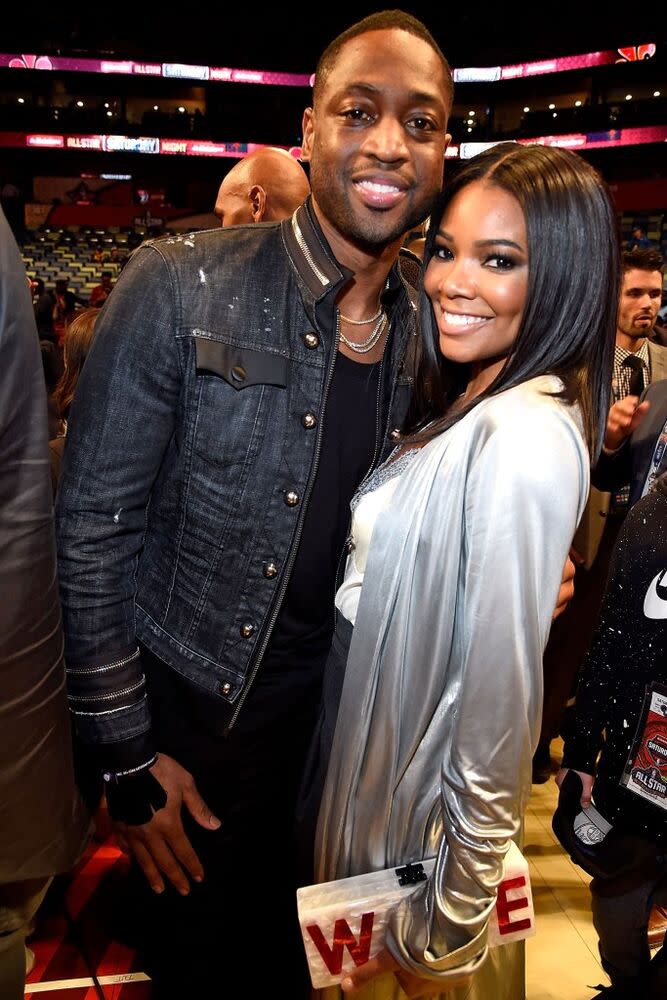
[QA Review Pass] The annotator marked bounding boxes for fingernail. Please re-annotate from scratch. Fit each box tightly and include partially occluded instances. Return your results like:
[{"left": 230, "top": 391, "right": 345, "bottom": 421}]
[
  {"left": 194, "top": 875, "right": 203, "bottom": 883},
  {"left": 341, "top": 978, "right": 353, "bottom": 992},
  {"left": 152, "top": 885, "right": 164, "bottom": 894},
  {"left": 179, "top": 887, "right": 190, "bottom": 896},
  {"left": 210, "top": 816, "right": 221, "bottom": 829}
]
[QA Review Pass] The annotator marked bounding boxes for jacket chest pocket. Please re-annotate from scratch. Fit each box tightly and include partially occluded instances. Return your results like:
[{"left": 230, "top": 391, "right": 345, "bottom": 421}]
[
  {"left": 190, "top": 337, "right": 290, "bottom": 477},
  {"left": 195, "top": 337, "right": 288, "bottom": 389}
]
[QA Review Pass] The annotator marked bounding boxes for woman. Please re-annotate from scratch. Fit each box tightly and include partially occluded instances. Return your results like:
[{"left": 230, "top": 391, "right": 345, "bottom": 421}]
[
  {"left": 306, "top": 143, "right": 619, "bottom": 999},
  {"left": 49, "top": 307, "right": 99, "bottom": 496}
]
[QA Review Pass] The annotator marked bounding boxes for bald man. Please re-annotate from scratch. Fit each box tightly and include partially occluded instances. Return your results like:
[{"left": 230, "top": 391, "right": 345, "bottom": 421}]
[{"left": 213, "top": 146, "right": 310, "bottom": 226}]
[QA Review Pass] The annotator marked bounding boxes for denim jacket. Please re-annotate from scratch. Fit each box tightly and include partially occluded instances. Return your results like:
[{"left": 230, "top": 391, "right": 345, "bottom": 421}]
[{"left": 56, "top": 199, "right": 418, "bottom": 774}]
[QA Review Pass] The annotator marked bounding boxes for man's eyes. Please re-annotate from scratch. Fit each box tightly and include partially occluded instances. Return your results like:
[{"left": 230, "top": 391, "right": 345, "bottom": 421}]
[
  {"left": 340, "top": 108, "right": 372, "bottom": 122},
  {"left": 338, "top": 109, "right": 440, "bottom": 131},
  {"left": 409, "top": 117, "right": 438, "bottom": 132}
]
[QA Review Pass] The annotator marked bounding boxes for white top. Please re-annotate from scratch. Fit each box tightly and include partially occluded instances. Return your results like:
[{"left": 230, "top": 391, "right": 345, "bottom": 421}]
[
  {"left": 336, "top": 476, "right": 401, "bottom": 624},
  {"left": 336, "top": 446, "right": 420, "bottom": 624}
]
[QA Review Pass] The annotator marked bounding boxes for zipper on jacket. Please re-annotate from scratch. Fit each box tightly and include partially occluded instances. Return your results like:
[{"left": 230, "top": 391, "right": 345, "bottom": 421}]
[
  {"left": 291, "top": 213, "right": 330, "bottom": 287},
  {"left": 226, "top": 311, "right": 341, "bottom": 732},
  {"left": 68, "top": 679, "right": 145, "bottom": 704},
  {"left": 66, "top": 648, "right": 140, "bottom": 676}
]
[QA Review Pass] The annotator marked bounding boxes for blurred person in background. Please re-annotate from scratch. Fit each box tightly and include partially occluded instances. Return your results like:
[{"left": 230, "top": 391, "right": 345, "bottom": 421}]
[
  {"left": 49, "top": 308, "right": 100, "bottom": 496},
  {"left": 89, "top": 271, "right": 114, "bottom": 308},
  {"left": 213, "top": 146, "right": 310, "bottom": 226}
]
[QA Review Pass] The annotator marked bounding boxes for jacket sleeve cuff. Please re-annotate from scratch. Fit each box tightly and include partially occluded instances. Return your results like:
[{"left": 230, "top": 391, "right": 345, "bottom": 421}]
[
  {"left": 97, "top": 732, "right": 158, "bottom": 780},
  {"left": 561, "top": 738, "right": 599, "bottom": 776}
]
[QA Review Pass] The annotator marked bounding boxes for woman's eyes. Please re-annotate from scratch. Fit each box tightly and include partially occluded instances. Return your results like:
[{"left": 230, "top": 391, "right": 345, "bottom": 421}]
[
  {"left": 484, "top": 254, "right": 516, "bottom": 270},
  {"left": 432, "top": 247, "right": 516, "bottom": 270}
]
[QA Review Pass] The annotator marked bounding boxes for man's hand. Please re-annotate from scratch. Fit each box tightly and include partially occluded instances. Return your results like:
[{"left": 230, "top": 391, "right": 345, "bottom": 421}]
[
  {"left": 604, "top": 396, "right": 650, "bottom": 452},
  {"left": 555, "top": 767, "right": 595, "bottom": 808},
  {"left": 340, "top": 949, "right": 471, "bottom": 997},
  {"left": 553, "top": 554, "right": 576, "bottom": 620},
  {"left": 114, "top": 753, "right": 220, "bottom": 895}
]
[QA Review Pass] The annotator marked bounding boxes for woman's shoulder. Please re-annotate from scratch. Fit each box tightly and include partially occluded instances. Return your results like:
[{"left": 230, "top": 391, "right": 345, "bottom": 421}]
[
  {"left": 473, "top": 375, "right": 587, "bottom": 459},
  {"left": 484, "top": 375, "right": 581, "bottom": 427}
]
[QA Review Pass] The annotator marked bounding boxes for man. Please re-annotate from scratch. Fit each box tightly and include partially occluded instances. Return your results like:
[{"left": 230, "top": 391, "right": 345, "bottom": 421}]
[
  {"left": 628, "top": 223, "right": 653, "bottom": 250},
  {"left": 52, "top": 276, "right": 86, "bottom": 344},
  {"left": 57, "top": 13, "right": 571, "bottom": 996},
  {"left": 557, "top": 470, "right": 667, "bottom": 998},
  {"left": 534, "top": 248, "right": 667, "bottom": 783},
  {"left": 57, "top": 12, "right": 453, "bottom": 996},
  {"left": 213, "top": 145, "right": 310, "bottom": 226},
  {"left": 595, "top": 378, "right": 667, "bottom": 508},
  {"left": 89, "top": 270, "right": 114, "bottom": 307},
  {"left": 0, "top": 208, "right": 89, "bottom": 1000},
  {"left": 31, "top": 277, "right": 55, "bottom": 337}
]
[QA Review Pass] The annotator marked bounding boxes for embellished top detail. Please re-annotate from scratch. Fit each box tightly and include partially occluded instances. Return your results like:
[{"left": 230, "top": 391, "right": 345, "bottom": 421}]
[{"left": 351, "top": 447, "right": 420, "bottom": 514}]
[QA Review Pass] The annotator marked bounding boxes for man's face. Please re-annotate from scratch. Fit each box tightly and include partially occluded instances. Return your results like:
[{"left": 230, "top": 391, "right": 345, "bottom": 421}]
[
  {"left": 214, "top": 177, "right": 253, "bottom": 227},
  {"left": 302, "top": 29, "right": 451, "bottom": 253},
  {"left": 617, "top": 268, "right": 663, "bottom": 341}
]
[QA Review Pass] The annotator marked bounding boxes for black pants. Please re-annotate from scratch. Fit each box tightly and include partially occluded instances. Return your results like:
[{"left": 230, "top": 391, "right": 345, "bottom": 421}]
[
  {"left": 295, "top": 614, "right": 353, "bottom": 887},
  {"left": 126, "top": 647, "right": 323, "bottom": 998},
  {"left": 591, "top": 851, "right": 667, "bottom": 998}
]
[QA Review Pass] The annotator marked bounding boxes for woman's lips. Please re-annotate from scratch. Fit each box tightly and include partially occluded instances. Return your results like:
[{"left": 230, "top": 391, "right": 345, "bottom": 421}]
[{"left": 440, "top": 310, "right": 492, "bottom": 332}]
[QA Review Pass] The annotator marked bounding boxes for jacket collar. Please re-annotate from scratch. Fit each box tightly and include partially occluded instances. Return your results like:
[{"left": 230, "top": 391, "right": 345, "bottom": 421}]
[
  {"left": 281, "top": 197, "right": 350, "bottom": 304},
  {"left": 282, "top": 197, "right": 417, "bottom": 310}
]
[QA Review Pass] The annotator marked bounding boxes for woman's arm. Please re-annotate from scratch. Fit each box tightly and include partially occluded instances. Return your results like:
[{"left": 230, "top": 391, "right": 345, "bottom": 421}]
[{"left": 387, "top": 401, "right": 589, "bottom": 985}]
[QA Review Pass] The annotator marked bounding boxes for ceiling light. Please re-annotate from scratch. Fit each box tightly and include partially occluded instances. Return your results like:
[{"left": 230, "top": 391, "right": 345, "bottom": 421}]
[
  {"left": 468, "top": 110, "right": 475, "bottom": 116},
  {"left": 625, "top": 94, "right": 632, "bottom": 101},
  {"left": 523, "top": 106, "right": 530, "bottom": 113},
  {"left": 153, "top": 105, "right": 159, "bottom": 110},
  {"left": 76, "top": 100, "right": 84, "bottom": 107},
  {"left": 552, "top": 112, "right": 558, "bottom": 118},
  {"left": 104, "top": 102, "right": 109, "bottom": 109},
  {"left": 654, "top": 91, "right": 661, "bottom": 97},
  {"left": 575, "top": 100, "right": 582, "bottom": 107},
  {"left": 548, "top": 103, "right": 555, "bottom": 110},
  {"left": 178, "top": 106, "right": 186, "bottom": 113},
  {"left": 18, "top": 97, "right": 25, "bottom": 104}
]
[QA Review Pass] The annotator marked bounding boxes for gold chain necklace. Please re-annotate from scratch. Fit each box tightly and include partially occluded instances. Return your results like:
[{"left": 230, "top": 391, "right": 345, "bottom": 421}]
[
  {"left": 338, "top": 306, "right": 383, "bottom": 326},
  {"left": 338, "top": 311, "right": 387, "bottom": 354}
]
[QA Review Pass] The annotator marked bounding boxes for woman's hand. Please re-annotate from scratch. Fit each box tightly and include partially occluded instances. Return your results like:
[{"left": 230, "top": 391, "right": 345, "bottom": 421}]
[
  {"left": 552, "top": 554, "right": 576, "bottom": 619},
  {"left": 340, "top": 949, "right": 471, "bottom": 997}
]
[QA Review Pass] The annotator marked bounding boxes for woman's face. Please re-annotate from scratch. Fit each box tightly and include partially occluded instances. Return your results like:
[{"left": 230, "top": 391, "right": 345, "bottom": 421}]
[{"left": 424, "top": 180, "right": 528, "bottom": 373}]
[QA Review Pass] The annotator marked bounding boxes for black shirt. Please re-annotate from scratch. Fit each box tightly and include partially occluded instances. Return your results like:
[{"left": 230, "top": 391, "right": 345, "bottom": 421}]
[{"left": 259, "top": 352, "right": 381, "bottom": 682}]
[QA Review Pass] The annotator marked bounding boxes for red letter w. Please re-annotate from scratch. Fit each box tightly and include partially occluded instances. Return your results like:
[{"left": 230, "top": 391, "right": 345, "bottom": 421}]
[{"left": 306, "top": 912, "right": 375, "bottom": 974}]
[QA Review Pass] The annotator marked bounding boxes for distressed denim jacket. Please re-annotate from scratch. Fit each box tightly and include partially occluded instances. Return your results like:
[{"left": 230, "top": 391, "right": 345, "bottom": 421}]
[{"left": 56, "top": 199, "right": 418, "bottom": 775}]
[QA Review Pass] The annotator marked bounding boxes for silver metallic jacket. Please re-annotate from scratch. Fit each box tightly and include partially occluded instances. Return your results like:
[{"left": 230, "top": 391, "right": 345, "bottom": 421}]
[{"left": 315, "top": 376, "right": 589, "bottom": 999}]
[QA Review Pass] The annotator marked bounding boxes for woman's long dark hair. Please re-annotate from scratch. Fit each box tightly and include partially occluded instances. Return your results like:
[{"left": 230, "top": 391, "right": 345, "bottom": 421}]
[{"left": 405, "top": 142, "right": 620, "bottom": 459}]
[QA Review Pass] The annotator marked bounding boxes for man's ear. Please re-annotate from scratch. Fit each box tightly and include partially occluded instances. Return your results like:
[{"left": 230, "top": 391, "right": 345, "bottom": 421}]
[
  {"left": 249, "top": 185, "right": 267, "bottom": 223},
  {"left": 301, "top": 107, "right": 315, "bottom": 162}
]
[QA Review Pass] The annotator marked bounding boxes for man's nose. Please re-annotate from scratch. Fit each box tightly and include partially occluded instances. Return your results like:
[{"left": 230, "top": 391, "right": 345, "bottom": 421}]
[{"left": 363, "top": 115, "right": 409, "bottom": 162}]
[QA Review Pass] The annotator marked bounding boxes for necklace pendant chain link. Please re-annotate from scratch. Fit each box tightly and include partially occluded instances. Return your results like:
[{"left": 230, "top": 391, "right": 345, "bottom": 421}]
[
  {"left": 339, "top": 306, "right": 383, "bottom": 326},
  {"left": 338, "top": 311, "right": 387, "bottom": 354}
]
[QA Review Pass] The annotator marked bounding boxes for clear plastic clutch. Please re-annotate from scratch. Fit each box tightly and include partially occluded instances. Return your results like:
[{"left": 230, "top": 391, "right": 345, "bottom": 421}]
[{"left": 297, "top": 841, "right": 535, "bottom": 988}]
